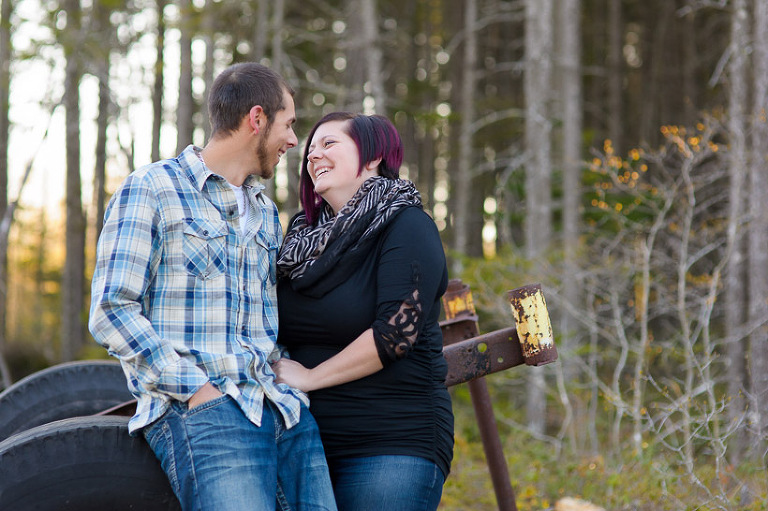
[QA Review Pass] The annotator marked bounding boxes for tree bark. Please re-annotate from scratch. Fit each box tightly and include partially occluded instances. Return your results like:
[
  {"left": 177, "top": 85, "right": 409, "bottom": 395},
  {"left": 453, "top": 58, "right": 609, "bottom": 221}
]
[
  {"left": 725, "top": 0, "right": 749, "bottom": 464},
  {"left": 607, "top": 0, "right": 622, "bottom": 153},
  {"left": 201, "top": 1, "right": 215, "bottom": 144},
  {"left": 0, "top": 0, "right": 12, "bottom": 387},
  {"left": 92, "top": 0, "right": 111, "bottom": 249},
  {"left": 559, "top": 0, "right": 582, "bottom": 447},
  {"left": 271, "top": 0, "right": 285, "bottom": 74},
  {"left": 681, "top": 8, "right": 697, "bottom": 126},
  {"left": 61, "top": 0, "right": 86, "bottom": 362},
  {"left": 524, "top": 0, "right": 553, "bottom": 431},
  {"left": 640, "top": 0, "right": 673, "bottom": 146},
  {"left": 748, "top": 0, "right": 768, "bottom": 455},
  {"left": 251, "top": 0, "right": 269, "bottom": 62},
  {"left": 342, "top": 0, "right": 366, "bottom": 112},
  {"left": 359, "top": 0, "right": 385, "bottom": 113},
  {"left": 259, "top": 0, "right": 285, "bottom": 202},
  {"left": 452, "top": 0, "right": 478, "bottom": 263},
  {"left": 175, "top": 0, "right": 194, "bottom": 155},
  {"left": 152, "top": 0, "right": 166, "bottom": 162}
]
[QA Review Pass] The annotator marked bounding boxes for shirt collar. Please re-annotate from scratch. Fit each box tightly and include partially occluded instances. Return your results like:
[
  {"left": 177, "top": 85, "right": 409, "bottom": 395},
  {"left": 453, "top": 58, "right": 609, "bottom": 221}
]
[{"left": 179, "top": 144, "right": 266, "bottom": 196}]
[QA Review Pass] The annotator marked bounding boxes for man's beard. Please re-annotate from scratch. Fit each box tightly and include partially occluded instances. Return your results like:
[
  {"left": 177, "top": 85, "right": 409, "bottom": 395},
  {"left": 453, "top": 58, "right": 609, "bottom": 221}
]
[{"left": 257, "top": 123, "right": 275, "bottom": 179}]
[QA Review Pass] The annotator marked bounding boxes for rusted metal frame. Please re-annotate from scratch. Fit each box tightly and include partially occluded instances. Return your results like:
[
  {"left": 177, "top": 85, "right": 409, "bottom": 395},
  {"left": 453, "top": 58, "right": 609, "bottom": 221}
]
[
  {"left": 440, "top": 280, "right": 519, "bottom": 511},
  {"left": 440, "top": 316, "right": 519, "bottom": 511},
  {"left": 440, "top": 279, "right": 558, "bottom": 511},
  {"left": 96, "top": 399, "right": 136, "bottom": 417},
  {"left": 442, "top": 325, "right": 524, "bottom": 387}
]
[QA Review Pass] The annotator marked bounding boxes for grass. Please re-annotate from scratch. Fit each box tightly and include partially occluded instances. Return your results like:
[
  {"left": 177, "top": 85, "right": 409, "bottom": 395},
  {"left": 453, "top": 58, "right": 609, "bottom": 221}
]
[{"left": 439, "top": 383, "right": 768, "bottom": 511}]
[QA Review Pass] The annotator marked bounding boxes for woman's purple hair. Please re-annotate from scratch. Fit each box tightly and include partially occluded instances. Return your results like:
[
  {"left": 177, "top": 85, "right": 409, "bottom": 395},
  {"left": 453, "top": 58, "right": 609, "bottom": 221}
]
[{"left": 299, "top": 112, "right": 404, "bottom": 225}]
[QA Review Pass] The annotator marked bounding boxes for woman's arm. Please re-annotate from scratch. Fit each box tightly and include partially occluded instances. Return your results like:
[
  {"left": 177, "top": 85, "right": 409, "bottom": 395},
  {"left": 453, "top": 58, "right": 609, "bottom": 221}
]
[
  {"left": 273, "top": 328, "right": 383, "bottom": 392},
  {"left": 274, "top": 208, "right": 446, "bottom": 393}
]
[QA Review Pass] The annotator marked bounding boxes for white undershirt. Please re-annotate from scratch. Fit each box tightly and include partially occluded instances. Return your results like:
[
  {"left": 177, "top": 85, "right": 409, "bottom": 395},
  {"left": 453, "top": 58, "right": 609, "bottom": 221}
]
[{"left": 229, "top": 183, "right": 251, "bottom": 235}]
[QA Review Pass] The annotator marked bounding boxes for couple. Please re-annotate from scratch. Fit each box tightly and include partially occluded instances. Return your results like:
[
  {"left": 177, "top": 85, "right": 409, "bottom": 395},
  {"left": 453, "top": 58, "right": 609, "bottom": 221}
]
[{"left": 89, "top": 62, "right": 453, "bottom": 511}]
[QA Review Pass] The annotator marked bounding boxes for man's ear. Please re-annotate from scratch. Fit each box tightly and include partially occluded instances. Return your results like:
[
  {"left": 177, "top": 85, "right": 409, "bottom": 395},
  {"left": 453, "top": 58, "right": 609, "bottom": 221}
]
[{"left": 249, "top": 105, "right": 265, "bottom": 134}]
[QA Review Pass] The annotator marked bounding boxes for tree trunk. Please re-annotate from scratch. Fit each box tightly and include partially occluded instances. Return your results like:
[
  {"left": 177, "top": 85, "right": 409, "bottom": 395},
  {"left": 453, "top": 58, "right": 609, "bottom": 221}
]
[
  {"left": 263, "top": 0, "right": 284, "bottom": 201},
  {"left": 359, "top": 0, "right": 385, "bottom": 113},
  {"left": 152, "top": 0, "right": 166, "bottom": 162},
  {"left": 452, "top": 0, "right": 477, "bottom": 265},
  {"left": 285, "top": 149, "right": 300, "bottom": 214},
  {"left": 0, "top": 0, "right": 11, "bottom": 388},
  {"left": 61, "top": 0, "right": 86, "bottom": 362},
  {"left": 559, "top": 0, "right": 582, "bottom": 448},
  {"left": 401, "top": 1, "right": 435, "bottom": 213},
  {"left": 725, "top": 0, "right": 749, "bottom": 464},
  {"left": 251, "top": 0, "right": 269, "bottom": 62},
  {"left": 607, "top": 0, "right": 622, "bottom": 153},
  {"left": 271, "top": 0, "right": 284, "bottom": 74},
  {"left": 681, "top": 8, "right": 697, "bottom": 126},
  {"left": 524, "top": 0, "right": 553, "bottom": 432},
  {"left": 175, "top": 0, "right": 194, "bottom": 155},
  {"left": 201, "top": 1, "right": 214, "bottom": 144},
  {"left": 92, "top": 0, "right": 111, "bottom": 248},
  {"left": 639, "top": 0, "right": 673, "bottom": 146},
  {"left": 342, "top": 0, "right": 366, "bottom": 112},
  {"left": 748, "top": 0, "right": 768, "bottom": 455}
]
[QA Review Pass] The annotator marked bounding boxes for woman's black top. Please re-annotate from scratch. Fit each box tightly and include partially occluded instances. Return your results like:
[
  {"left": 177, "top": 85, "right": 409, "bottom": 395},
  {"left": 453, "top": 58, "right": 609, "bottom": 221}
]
[{"left": 277, "top": 206, "right": 454, "bottom": 477}]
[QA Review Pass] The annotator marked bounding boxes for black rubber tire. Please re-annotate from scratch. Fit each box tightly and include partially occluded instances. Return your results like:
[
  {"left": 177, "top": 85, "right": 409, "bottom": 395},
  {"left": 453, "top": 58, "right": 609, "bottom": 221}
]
[
  {"left": 0, "top": 415, "right": 180, "bottom": 511},
  {"left": 0, "top": 360, "right": 133, "bottom": 441}
]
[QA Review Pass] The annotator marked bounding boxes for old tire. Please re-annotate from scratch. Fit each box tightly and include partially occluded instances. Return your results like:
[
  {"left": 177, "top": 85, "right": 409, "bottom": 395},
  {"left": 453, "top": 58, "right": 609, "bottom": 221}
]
[
  {"left": 0, "top": 360, "right": 133, "bottom": 441},
  {"left": 0, "top": 415, "right": 180, "bottom": 511}
]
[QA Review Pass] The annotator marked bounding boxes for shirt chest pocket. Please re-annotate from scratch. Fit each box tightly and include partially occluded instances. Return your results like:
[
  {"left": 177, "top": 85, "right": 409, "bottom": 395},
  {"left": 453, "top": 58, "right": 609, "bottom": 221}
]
[
  {"left": 254, "top": 230, "right": 279, "bottom": 285},
  {"left": 183, "top": 218, "right": 228, "bottom": 280}
]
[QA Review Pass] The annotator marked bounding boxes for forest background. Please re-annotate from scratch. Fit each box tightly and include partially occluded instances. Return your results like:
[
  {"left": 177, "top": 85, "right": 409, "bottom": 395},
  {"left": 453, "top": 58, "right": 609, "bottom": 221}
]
[{"left": 0, "top": 0, "right": 767, "bottom": 509}]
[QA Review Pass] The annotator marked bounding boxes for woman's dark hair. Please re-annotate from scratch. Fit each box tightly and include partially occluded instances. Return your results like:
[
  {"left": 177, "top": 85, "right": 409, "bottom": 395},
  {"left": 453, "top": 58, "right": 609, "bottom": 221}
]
[
  {"left": 299, "top": 112, "right": 404, "bottom": 225},
  {"left": 207, "top": 62, "right": 295, "bottom": 137}
]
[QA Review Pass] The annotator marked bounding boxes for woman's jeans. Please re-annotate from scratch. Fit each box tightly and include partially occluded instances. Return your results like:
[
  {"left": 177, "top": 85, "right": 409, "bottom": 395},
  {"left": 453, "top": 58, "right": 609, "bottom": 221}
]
[
  {"left": 143, "top": 395, "right": 337, "bottom": 511},
  {"left": 328, "top": 455, "right": 445, "bottom": 511}
]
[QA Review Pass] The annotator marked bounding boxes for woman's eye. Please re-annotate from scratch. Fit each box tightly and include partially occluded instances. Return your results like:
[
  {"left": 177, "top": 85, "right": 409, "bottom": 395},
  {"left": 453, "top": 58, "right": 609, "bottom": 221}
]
[{"left": 323, "top": 140, "right": 335, "bottom": 148}]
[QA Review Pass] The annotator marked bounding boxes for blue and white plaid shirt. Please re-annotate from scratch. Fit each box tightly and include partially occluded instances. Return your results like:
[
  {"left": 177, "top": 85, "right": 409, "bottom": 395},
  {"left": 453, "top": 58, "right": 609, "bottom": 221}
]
[{"left": 89, "top": 145, "right": 307, "bottom": 434}]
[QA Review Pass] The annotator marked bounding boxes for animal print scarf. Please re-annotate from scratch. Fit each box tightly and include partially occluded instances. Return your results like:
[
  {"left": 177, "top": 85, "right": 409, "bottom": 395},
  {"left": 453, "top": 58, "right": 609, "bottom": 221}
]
[{"left": 277, "top": 176, "right": 422, "bottom": 296}]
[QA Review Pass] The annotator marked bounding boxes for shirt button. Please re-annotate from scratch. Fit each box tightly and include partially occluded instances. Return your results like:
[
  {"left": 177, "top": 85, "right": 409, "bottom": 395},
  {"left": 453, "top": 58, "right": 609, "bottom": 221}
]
[{"left": 202, "top": 230, "right": 209, "bottom": 236}]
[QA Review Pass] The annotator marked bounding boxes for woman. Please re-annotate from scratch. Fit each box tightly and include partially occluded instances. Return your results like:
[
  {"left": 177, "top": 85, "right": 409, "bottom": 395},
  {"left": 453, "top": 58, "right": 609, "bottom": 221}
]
[{"left": 273, "top": 112, "right": 453, "bottom": 511}]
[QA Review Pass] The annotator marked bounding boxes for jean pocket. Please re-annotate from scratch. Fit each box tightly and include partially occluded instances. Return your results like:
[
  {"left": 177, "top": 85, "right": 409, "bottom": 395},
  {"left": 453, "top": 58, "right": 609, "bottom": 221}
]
[
  {"left": 183, "top": 218, "right": 228, "bottom": 280},
  {"left": 186, "top": 393, "right": 231, "bottom": 416},
  {"left": 143, "top": 417, "right": 166, "bottom": 450},
  {"left": 143, "top": 414, "right": 182, "bottom": 496}
]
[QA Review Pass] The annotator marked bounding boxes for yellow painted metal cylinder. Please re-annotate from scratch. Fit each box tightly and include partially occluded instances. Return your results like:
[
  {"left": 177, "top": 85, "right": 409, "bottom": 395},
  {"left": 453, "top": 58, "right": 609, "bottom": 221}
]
[{"left": 507, "top": 283, "right": 557, "bottom": 366}]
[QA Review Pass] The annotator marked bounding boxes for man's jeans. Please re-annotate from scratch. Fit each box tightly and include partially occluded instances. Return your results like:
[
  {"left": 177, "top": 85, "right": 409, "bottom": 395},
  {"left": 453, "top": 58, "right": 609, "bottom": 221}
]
[
  {"left": 143, "top": 395, "right": 337, "bottom": 511},
  {"left": 328, "top": 455, "right": 445, "bottom": 511}
]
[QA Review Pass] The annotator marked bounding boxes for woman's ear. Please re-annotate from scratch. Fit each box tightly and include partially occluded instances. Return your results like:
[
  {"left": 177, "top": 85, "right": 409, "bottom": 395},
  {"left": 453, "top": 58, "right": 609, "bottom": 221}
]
[{"left": 365, "top": 158, "right": 382, "bottom": 173}]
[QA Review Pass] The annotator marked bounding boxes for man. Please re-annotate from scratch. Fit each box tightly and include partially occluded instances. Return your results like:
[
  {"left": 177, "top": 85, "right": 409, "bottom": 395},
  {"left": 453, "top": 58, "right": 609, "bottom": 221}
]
[{"left": 89, "top": 63, "right": 337, "bottom": 511}]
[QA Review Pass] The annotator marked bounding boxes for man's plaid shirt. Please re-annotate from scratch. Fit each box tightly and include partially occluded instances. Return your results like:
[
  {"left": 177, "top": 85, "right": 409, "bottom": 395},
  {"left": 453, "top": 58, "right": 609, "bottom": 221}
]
[{"left": 89, "top": 145, "right": 307, "bottom": 434}]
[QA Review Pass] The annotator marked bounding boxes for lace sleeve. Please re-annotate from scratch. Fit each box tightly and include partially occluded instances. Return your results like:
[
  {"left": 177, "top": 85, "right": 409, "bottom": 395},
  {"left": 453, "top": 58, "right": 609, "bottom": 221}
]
[{"left": 372, "top": 287, "right": 423, "bottom": 366}]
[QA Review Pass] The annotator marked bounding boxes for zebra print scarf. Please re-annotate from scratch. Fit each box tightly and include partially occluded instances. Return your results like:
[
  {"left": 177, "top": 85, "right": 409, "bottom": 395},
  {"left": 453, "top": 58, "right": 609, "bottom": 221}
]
[{"left": 277, "top": 176, "right": 422, "bottom": 294}]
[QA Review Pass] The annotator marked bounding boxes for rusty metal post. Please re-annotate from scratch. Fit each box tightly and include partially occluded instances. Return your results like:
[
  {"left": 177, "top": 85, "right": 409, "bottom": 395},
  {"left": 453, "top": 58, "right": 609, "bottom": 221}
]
[
  {"left": 507, "top": 284, "right": 557, "bottom": 366},
  {"left": 442, "top": 279, "right": 518, "bottom": 511}
]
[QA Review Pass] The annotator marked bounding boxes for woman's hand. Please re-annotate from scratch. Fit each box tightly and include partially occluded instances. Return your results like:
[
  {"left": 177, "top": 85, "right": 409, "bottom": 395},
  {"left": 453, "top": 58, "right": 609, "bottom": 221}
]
[
  {"left": 273, "top": 329, "right": 385, "bottom": 392},
  {"left": 273, "top": 358, "right": 316, "bottom": 392}
]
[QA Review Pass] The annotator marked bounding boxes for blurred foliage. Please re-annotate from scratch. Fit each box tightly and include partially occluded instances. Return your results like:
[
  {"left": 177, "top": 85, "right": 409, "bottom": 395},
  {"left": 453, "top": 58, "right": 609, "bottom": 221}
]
[{"left": 442, "top": 380, "right": 768, "bottom": 511}]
